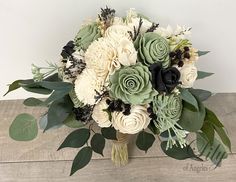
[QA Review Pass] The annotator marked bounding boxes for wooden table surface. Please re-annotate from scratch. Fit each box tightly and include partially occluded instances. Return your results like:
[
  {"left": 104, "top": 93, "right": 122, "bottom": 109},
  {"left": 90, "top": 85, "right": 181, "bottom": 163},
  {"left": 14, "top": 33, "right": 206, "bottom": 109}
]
[{"left": 0, "top": 93, "right": 235, "bottom": 182}]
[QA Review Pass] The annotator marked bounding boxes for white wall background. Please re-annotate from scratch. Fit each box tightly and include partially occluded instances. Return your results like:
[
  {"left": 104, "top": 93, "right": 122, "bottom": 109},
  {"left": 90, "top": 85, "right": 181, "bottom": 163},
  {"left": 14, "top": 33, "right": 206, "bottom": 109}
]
[{"left": 0, "top": 0, "right": 236, "bottom": 100}]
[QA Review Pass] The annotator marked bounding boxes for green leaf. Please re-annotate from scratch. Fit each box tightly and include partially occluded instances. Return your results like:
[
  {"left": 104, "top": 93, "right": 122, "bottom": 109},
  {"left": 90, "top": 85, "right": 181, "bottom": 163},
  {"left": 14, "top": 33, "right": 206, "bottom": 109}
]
[
  {"left": 9, "top": 113, "right": 38, "bottom": 141},
  {"left": 179, "top": 88, "right": 199, "bottom": 111},
  {"left": 45, "top": 95, "right": 73, "bottom": 131},
  {"left": 39, "top": 113, "right": 61, "bottom": 130},
  {"left": 214, "top": 126, "right": 231, "bottom": 152},
  {"left": 42, "top": 82, "right": 73, "bottom": 104},
  {"left": 160, "top": 129, "right": 176, "bottom": 139},
  {"left": 197, "top": 132, "right": 228, "bottom": 165},
  {"left": 198, "top": 51, "right": 210, "bottom": 56},
  {"left": 197, "top": 71, "right": 214, "bottom": 80},
  {"left": 58, "top": 128, "right": 90, "bottom": 150},
  {"left": 22, "top": 87, "right": 52, "bottom": 95},
  {"left": 161, "top": 141, "right": 199, "bottom": 160},
  {"left": 23, "top": 97, "right": 46, "bottom": 107},
  {"left": 39, "top": 114, "right": 48, "bottom": 130},
  {"left": 148, "top": 121, "right": 160, "bottom": 135},
  {"left": 205, "top": 108, "right": 224, "bottom": 127},
  {"left": 189, "top": 88, "right": 212, "bottom": 101},
  {"left": 4, "top": 79, "right": 34, "bottom": 96},
  {"left": 63, "top": 113, "right": 85, "bottom": 128},
  {"left": 70, "top": 146, "right": 93, "bottom": 176},
  {"left": 178, "top": 96, "right": 206, "bottom": 132},
  {"left": 136, "top": 131, "right": 155, "bottom": 152},
  {"left": 90, "top": 133, "right": 105, "bottom": 156},
  {"left": 43, "top": 73, "right": 60, "bottom": 82},
  {"left": 101, "top": 127, "right": 117, "bottom": 140},
  {"left": 201, "top": 121, "right": 215, "bottom": 145},
  {"left": 4, "top": 80, "right": 22, "bottom": 96},
  {"left": 202, "top": 108, "right": 231, "bottom": 151}
]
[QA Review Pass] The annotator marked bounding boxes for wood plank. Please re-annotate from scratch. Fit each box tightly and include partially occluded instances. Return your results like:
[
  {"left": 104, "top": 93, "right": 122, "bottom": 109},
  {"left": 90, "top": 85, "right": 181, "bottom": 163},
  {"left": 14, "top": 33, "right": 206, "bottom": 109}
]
[
  {"left": 0, "top": 93, "right": 235, "bottom": 163},
  {"left": 0, "top": 154, "right": 235, "bottom": 182}
]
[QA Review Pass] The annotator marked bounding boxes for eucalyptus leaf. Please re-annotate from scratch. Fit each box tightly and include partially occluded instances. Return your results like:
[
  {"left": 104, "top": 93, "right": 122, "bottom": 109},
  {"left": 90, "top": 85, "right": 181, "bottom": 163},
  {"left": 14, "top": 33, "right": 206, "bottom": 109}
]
[
  {"left": 160, "top": 129, "right": 176, "bottom": 139},
  {"left": 197, "top": 132, "right": 228, "bottom": 165},
  {"left": 197, "top": 71, "right": 214, "bottom": 80},
  {"left": 205, "top": 108, "right": 224, "bottom": 127},
  {"left": 101, "top": 127, "right": 117, "bottom": 140},
  {"left": 22, "top": 86, "right": 52, "bottom": 95},
  {"left": 161, "top": 141, "right": 199, "bottom": 160},
  {"left": 23, "top": 97, "right": 45, "bottom": 107},
  {"left": 42, "top": 82, "right": 73, "bottom": 104},
  {"left": 179, "top": 88, "right": 198, "bottom": 111},
  {"left": 4, "top": 80, "right": 23, "bottom": 96},
  {"left": 70, "top": 146, "right": 93, "bottom": 176},
  {"left": 43, "top": 73, "right": 60, "bottom": 82},
  {"left": 178, "top": 96, "right": 206, "bottom": 132},
  {"left": 58, "top": 128, "right": 90, "bottom": 150},
  {"left": 189, "top": 88, "right": 212, "bottom": 101},
  {"left": 136, "top": 131, "right": 155, "bottom": 152},
  {"left": 39, "top": 114, "right": 62, "bottom": 130},
  {"left": 90, "top": 133, "right": 105, "bottom": 156},
  {"left": 148, "top": 121, "right": 160, "bottom": 135},
  {"left": 214, "top": 126, "right": 231, "bottom": 152},
  {"left": 201, "top": 121, "right": 215, "bottom": 145},
  {"left": 45, "top": 95, "right": 73, "bottom": 131},
  {"left": 63, "top": 113, "right": 85, "bottom": 128},
  {"left": 198, "top": 51, "right": 210, "bottom": 56},
  {"left": 4, "top": 79, "right": 34, "bottom": 96},
  {"left": 9, "top": 113, "right": 38, "bottom": 141}
]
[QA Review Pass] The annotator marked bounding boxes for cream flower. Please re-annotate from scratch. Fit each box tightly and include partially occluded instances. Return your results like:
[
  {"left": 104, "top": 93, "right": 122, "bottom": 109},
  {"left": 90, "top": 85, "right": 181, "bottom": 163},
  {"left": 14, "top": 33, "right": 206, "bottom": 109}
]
[
  {"left": 104, "top": 24, "right": 132, "bottom": 43},
  {"left": 112, "top": 105, "right": 151, "bottom": 134},
  {"left": 92, "top": 98, "right": 111, "bottom": 128},
  {"left": 155, "top": 25, "right": 191, "bottom": 41},
  {"left": 179, "top": 63, "right": 198, "bottom": 88},
  {"left": 127, "top": 17, "right": 153, "bottom": 34},
  {"left": 74, "top": 68, "right": 103, "bottom": 105},
  {"left": 117, "top": 38, "right": 137, "bottom": 66},
  {"left": 85, "top": 37, "right": 120, "bottom": 80},
  {"left": 112, "top": 17, "right": 125, "bottom": 25}
]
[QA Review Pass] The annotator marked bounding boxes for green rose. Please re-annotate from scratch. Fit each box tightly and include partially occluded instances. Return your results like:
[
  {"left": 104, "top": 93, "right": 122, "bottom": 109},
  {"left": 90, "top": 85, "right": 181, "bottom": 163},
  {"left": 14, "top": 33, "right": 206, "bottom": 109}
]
[
  {"left": 74, "top": 23, "right": 101, "bottom": 50},
  {"left": 135, "top": 32, "right": 170, "bottom": 68},
  {"left": 152, "top": 93, "right": 182, "bottom": 132},
  {"left": 109, "top": 63, "right": 157, "bottom": 104}
]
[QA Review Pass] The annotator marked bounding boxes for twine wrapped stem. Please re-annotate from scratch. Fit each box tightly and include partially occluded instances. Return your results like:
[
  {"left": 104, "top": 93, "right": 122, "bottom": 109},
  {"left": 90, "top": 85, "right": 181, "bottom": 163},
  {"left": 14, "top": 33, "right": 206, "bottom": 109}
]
[{"left": 111, "top": 131, "right": 130, "bottom": 166}]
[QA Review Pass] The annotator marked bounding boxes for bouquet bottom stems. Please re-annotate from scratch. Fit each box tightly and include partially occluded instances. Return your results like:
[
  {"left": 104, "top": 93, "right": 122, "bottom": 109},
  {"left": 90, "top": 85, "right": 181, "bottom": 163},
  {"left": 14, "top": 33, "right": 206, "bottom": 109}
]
[{"left": 111, "top": 132, "right": 130, "bottom": 166}]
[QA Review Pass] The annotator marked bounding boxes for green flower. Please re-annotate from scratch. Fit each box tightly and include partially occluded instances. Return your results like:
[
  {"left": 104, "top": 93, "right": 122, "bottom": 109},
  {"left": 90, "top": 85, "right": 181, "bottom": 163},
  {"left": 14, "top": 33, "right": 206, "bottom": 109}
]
[
  {"left": 109, "top": 63, "right": 157, "bottom": 104},
  {"left": 135, "top": 32, "right": 170, "bottom": 68},
  {"left": 152, "top": 93, "right": 186, "bottom": 149},
  {"left": 74, "top": 23, "right": 101, "bottom": 50},
  {"left": 153, "top": 93, "right": 182, "bottom": 130}
]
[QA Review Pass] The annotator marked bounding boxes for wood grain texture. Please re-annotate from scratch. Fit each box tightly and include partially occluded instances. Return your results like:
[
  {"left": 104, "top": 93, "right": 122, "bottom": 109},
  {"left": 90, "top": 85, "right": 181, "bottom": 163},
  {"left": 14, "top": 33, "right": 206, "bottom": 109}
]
[{"left": 0, "top": 93, "right": 235, "bottom": 181}]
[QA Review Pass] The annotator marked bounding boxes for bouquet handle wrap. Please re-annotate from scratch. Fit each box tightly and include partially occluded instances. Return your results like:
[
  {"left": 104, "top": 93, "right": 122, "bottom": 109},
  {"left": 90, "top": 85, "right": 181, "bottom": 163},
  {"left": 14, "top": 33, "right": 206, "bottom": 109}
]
[{"left": 111, "top": 131, "right": 130, "bottom": 166}]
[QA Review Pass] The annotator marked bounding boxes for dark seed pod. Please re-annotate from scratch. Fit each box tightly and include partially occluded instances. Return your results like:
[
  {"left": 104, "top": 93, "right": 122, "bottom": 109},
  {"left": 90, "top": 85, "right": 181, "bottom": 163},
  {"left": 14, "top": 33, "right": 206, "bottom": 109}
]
[
  {"left": 184, "top": 46, "right": 190, "bottom": 52},
  {"left": 178, "top": 60, "right": 184, "bottom": 67},
  {"left": 147, "top": 107, "right": 153, "bottom": 113},
  {"left": 184, "top": 52, "right": 191, "bottom": 59},
  {"left": 169, "top": 52, "right": 176, "bottom": 58}
]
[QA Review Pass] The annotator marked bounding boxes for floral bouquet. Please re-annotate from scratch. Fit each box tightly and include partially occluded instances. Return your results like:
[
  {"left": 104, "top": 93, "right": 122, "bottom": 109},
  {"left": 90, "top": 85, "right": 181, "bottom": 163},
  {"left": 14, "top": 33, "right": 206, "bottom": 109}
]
[{"left": 5, "top": 7, "right": 231, "bottom": 176}]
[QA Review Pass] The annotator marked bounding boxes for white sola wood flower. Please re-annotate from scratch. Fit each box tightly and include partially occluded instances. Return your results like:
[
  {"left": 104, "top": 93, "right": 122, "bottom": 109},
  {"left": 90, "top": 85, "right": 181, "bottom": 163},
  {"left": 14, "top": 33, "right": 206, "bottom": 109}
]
[
  {"left": 74, "top": 68, "right": 104, "bottom": 105},
  {"left": 92, "top": 98, "right": 111, "bottom": 128},
  {"left": 85, "top": 37, "right": 120, "bottom": 80},
  {"left": 179, "top": 63, "right": 198, "bottom": 88},
  {"left": 112, "top": 105, "right": 150, "bottom": 134},
  {"left": 117, "top": 38, "right": 137, "bottom": 66},
  {"left": 104, "top": 24, "right": 132, "bottom": 43}
]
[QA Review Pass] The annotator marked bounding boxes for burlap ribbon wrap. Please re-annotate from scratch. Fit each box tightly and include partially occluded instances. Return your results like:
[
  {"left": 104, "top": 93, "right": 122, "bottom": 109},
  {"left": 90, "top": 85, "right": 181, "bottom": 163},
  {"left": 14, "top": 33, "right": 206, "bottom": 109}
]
[{"left": 111, "top": 131, "right": 130, "bottom": 166}]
